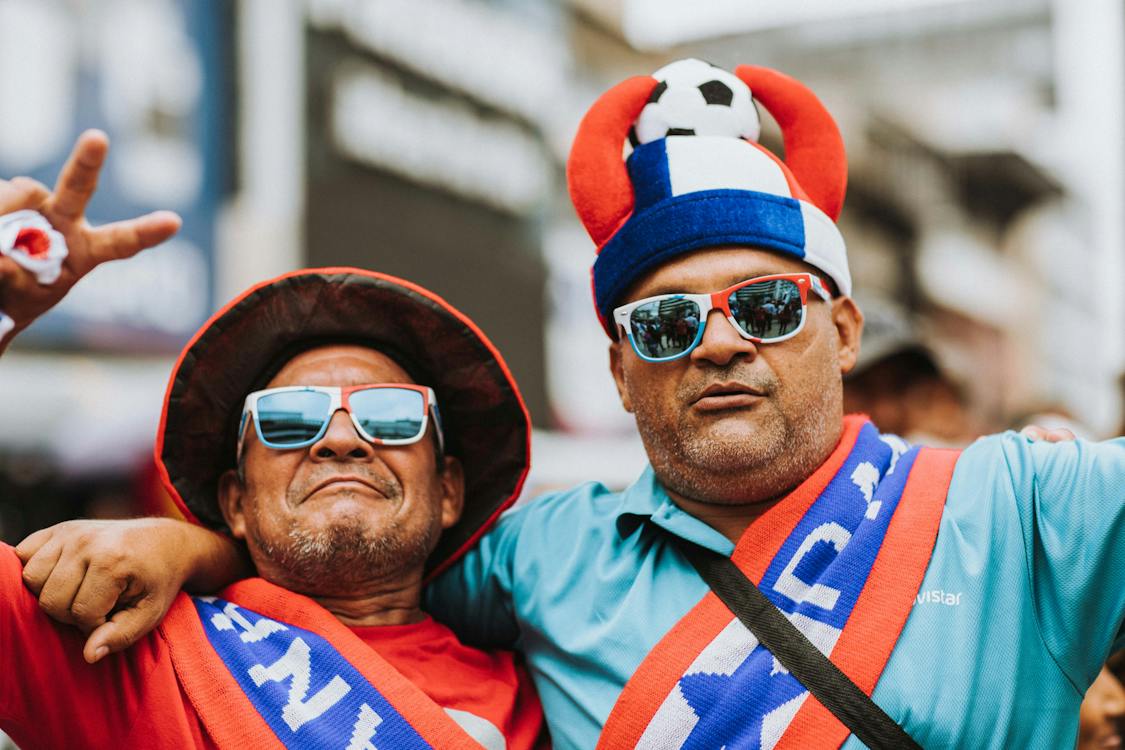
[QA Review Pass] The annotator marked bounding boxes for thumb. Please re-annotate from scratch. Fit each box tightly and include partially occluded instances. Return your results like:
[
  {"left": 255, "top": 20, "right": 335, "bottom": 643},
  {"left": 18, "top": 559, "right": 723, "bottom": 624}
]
[
  {"left": 0, "top": 176, "right": 50, "bottom": 215},
  {"left": 83, "top": 596, "right": 168, "bottom": 663}
]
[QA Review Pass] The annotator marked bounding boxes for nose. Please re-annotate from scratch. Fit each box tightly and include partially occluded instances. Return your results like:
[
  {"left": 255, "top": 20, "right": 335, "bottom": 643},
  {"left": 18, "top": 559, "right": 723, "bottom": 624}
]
[
  {"left": 309, "top": 409, "right": 376, "bottom": 462},
  {"left": 689, "top": 308, "right": 758, "bottom": 366}
]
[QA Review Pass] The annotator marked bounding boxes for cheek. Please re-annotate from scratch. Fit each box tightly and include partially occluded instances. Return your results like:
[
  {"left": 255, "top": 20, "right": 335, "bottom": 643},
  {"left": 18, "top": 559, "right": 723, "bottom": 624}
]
[
  {"left": 780, "top": 323, "right": 837, "bottom": 383},
  {"left": 243, "top": 449, "right": 306, "bottom": 502},
  {"left": 623, "top": 361, "right": 684, "bottom": 425}
]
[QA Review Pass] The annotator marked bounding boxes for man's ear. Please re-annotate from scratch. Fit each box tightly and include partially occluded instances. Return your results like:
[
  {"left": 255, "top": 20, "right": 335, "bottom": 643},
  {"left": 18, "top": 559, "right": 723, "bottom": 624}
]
[
  {"left": 832, "top": 296, "right": 864, "bottom": 375},
  {"left": 217, "top": 469, "right": 249, "bottom": 540},
  {"left": 608, "top": 340, "right": 634, "bottom": 413},
  {"left": 438, "top": 456, "right": 466, "bottom": 530}
]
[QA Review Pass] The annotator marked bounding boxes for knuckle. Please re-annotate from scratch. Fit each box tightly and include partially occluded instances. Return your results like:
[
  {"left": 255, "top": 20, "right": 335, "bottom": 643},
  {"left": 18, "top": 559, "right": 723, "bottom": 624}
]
[
  {"left": 70, "top": 603, "right": 102, "bottom": 626},
  {"left": 38, "top": 596, "right": 70, "bottom": 622},
  {"left": 21, "top": 568, "right": 44, "bottom": 592}
]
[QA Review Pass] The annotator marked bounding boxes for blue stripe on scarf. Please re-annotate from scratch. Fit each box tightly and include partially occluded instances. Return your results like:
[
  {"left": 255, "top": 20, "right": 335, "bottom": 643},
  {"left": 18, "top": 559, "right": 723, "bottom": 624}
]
[
  {"left": 192, "top": 596, "right": 433, "bottom": 749},
  {"left": 676, "top": 423, "right": 920, "bottom": 749}
]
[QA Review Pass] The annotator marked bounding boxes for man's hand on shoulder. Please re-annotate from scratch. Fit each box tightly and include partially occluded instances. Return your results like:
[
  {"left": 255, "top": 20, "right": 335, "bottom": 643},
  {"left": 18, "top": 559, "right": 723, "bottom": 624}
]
[
  {"left": 1020, "top": 425, "right": 1079, "bottom": 443},
  {"left": 0, "top": 130, "right": 181, "bottom": 355},
  {"left": 15, "top": 517, "right": 245, "bottom": 664}
]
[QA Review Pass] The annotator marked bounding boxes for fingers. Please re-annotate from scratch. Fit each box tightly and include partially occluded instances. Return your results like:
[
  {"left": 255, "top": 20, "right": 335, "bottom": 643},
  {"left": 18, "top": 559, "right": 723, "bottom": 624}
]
[
  {"left": 20, "top": 538, "right": 63, "bottom": 596},
  {"left": 83, "top": 596, "right": 166, "bottom": 664},
  {"left": 1021, "top": 425, "right": 1078, "bottom": 442},
  {"left": 1043, "top": 427, "right": 1077, "bottom": 442},
  {"left": 36, "top": 553, "right": 90, "bottom": 625},
  {"left": 14, "top": 526, "right": 54, "bottom": 563},
  {"left": 46, "top": 129, "right": 110, "bottom": 223},
  {"left": 87, "top": 210, "right": 181, "bottom": 266},
  {"left": 68, "top": 559, "right": 130, "bottom": 631},
  {"left": 0, "top": 176, "right": 50, "bottom": 215}
]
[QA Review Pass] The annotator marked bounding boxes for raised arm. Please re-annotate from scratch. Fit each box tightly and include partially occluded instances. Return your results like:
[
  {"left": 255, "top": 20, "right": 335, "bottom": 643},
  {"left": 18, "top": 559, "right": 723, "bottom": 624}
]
[
  {"left": 0, "top": 130, "right": 181, "bottom": 356},
  {"left": 16, "top": 517, "right": 252, "bottom": 662}
]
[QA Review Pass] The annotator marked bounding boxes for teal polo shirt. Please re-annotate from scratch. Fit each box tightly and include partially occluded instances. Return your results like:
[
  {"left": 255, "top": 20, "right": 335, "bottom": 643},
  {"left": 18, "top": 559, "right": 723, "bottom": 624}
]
[{"left": 426, "top": 432, "right": 1125, "bottom": 749}]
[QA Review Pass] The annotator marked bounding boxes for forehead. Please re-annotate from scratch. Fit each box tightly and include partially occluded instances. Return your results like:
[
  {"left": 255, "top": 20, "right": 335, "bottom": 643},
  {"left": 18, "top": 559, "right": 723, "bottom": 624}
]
[
  {"left": 625, "top": 246, "right": 816, "bottom": 299},
  {"left": 267, "top": 345, "right": 416, "bottom": 388}
]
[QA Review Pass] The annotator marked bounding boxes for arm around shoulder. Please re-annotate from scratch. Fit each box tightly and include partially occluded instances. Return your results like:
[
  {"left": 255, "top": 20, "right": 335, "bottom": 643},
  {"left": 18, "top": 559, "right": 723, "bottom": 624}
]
[{"left": 15, "top": 517, "right": 251, "bottom": 662}]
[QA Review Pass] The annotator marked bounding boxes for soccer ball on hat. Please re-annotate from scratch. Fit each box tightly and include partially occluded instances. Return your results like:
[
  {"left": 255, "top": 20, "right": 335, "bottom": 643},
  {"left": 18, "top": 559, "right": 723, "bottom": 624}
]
[{"left": 630, "top": 58, "right": 761, "bottom": 147}]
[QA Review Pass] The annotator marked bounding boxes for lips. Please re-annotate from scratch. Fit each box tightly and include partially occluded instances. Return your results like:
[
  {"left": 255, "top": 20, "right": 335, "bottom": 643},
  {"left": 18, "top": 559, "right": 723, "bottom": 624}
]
[
  {"left": 691, "top": 381, "right": 766, "bottom": 412},
  {"left": 305, "top": 475, "right": 388, "bottom": 501}
]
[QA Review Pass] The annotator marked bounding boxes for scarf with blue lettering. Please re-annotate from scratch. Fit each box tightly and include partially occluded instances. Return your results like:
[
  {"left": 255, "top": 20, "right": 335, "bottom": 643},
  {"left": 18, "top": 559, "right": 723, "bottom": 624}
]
[
  {"left": 158, "top": 578, "right": 490, "bottom": 749},
  {"left": 599, "top": 416, "right": 958, "bottom": 750}
]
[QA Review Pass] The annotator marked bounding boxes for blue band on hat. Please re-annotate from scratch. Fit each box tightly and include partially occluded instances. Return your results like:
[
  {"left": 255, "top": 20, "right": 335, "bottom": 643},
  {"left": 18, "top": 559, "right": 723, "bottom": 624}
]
[
  {"left": 628, "top": 139, "right": 673, "bottom": 210},
  {"left": 593, "top": 189, "right": 806, "bottom": 323}
]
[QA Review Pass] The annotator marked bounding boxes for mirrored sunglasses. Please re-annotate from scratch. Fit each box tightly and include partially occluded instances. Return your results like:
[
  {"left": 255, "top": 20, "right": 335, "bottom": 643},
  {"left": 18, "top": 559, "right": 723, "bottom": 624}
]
[
  {"left": 612, "top": 273, "right": 832, "bottom": 362},
  {"left": 237, "top": 384, "right": 443, "bottom": 459}
]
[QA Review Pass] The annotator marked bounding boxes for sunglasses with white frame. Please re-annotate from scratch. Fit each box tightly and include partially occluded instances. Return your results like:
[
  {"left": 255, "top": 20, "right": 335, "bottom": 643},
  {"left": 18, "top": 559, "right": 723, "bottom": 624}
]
[
  {"left": 612, "top": 272, "right": 833, "bottom": 363},
  {"left": 236, "top": 383, "right": 443, "bottom": 460}
]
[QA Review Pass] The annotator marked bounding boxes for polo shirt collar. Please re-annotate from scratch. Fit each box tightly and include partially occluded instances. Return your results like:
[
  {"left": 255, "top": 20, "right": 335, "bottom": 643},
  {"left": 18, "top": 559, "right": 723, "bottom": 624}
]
[{"left": 616, "top": 465, "right": 735, "bottom": 556}]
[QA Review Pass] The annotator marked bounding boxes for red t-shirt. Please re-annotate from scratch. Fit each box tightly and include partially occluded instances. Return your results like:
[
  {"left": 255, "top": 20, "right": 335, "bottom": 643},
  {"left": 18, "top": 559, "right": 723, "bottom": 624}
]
[{"left": 0, "top": 545, "right": 544, "bottom": 749}]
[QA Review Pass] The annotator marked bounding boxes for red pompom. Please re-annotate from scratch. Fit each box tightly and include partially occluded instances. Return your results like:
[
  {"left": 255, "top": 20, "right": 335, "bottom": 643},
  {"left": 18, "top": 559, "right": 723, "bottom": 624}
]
[{"left": 15, "top": 227, "right": 50, "bottom": 258}]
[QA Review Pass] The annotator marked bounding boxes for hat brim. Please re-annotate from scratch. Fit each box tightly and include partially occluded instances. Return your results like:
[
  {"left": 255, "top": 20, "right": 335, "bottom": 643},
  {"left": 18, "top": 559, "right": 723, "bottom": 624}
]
[{"left": 154, "top": 267, "right": 531, "bottom": 578}]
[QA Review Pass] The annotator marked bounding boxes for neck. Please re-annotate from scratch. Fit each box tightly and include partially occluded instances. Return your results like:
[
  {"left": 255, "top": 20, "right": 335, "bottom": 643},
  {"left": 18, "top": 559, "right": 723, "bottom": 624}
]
[
  {"left": 254, "top": 556, "right": 429, "bottom": 627},
  {"left": 312, "top": 583, "right": 428, "bottom": 627}
]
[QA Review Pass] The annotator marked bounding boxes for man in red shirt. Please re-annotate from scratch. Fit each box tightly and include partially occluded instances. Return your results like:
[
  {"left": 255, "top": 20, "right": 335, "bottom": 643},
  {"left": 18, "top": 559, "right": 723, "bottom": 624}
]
[{"left": 0, "top": 135, "right": 544, "bottom": 749}]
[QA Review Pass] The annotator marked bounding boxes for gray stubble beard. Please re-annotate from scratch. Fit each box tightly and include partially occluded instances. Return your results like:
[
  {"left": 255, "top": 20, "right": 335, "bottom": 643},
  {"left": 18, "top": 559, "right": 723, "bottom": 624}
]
[{"left": 251, "top": 502, "right": 440, "bottom": 597}]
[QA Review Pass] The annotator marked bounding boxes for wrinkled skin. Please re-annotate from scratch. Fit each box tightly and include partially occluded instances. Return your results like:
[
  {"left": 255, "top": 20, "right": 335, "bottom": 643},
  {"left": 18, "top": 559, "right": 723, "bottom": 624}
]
[{"left": 609, "top": 246, "right": 864, "bottom": 539}]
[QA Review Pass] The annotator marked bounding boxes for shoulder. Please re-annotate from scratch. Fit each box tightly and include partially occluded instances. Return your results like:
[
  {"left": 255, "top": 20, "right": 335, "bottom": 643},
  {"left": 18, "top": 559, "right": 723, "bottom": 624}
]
[
  {"left": 478, "top": 479, "right": 634, "bottom": 570},
  {"left": 953, "top": 431, "right": 1125, "bottom": 486},
  {"left": 493, "top": 480, "right": 627, "bottom": 540}
]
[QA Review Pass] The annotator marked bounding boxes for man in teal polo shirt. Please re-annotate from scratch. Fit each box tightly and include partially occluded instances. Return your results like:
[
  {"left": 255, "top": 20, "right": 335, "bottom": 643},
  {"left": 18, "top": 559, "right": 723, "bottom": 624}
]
[{"left": 421, "top": 59, "right": 1125, "bottom": 749}]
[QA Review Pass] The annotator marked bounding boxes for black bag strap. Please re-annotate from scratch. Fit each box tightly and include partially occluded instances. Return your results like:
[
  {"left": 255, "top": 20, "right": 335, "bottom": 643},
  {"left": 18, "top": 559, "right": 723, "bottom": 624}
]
[{"left": 671, "top": 534, "right": 922, "bottom": 750}]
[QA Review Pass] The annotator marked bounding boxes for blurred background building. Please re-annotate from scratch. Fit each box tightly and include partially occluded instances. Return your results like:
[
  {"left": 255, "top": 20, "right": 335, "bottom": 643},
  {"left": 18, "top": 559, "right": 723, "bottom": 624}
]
[{"left": 0, "top": 0, "right": 1122, "bottom": 548}]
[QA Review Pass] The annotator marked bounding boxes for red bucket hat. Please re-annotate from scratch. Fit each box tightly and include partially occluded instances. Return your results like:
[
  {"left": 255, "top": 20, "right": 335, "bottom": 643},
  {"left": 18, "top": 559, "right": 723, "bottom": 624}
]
[{"left": 154, "top": 267, "right": 531, "bottom": 579}]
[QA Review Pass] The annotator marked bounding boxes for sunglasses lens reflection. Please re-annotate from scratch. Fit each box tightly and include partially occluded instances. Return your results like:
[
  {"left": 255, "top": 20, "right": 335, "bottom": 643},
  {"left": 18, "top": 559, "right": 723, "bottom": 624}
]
[
  {"left": 728, "top": 279, "right": 803, "bottom": 341},
  {"left": 628, "top": 297, "right": 703, "bottom": 360},
  {"left": 257, "top": 390, "right": 332, "bottom": 446},
  {"left": 350, "top": 387, "right": 426, "bottom": 441}
]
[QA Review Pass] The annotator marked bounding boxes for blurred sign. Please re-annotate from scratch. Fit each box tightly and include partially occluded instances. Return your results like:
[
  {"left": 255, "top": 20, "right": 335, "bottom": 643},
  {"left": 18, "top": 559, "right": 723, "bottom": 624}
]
[
  {"left": 310, "top": 0, "right": 570, "bottom": 130},
  {"left": 0, "top": 0, "right": 229, "bottom": 352},
  {"left": 332, "top": 62, "right": 550, "bottom": 215}
]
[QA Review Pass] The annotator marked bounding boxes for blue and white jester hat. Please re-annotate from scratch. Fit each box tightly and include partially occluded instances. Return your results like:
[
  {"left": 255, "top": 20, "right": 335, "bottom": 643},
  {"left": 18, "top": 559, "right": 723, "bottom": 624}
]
[{"left": 567, "top": 59, "right": 851, "bottom": 335}]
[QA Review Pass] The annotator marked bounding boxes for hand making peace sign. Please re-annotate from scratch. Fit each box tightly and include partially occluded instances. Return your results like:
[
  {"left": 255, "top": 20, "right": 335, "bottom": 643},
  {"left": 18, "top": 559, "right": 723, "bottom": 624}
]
[{"left": 0, "top": 129, "right": 182, "bottom": 355}]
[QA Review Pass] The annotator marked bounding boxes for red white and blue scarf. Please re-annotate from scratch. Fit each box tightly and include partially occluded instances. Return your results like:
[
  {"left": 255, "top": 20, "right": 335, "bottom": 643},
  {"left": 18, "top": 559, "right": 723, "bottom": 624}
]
[
  {"left": 599, "top": 416, "right": 957, "bottom": 750},
  {"left": 159, "top": 578, "right": 486, "bottom": 749}
]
